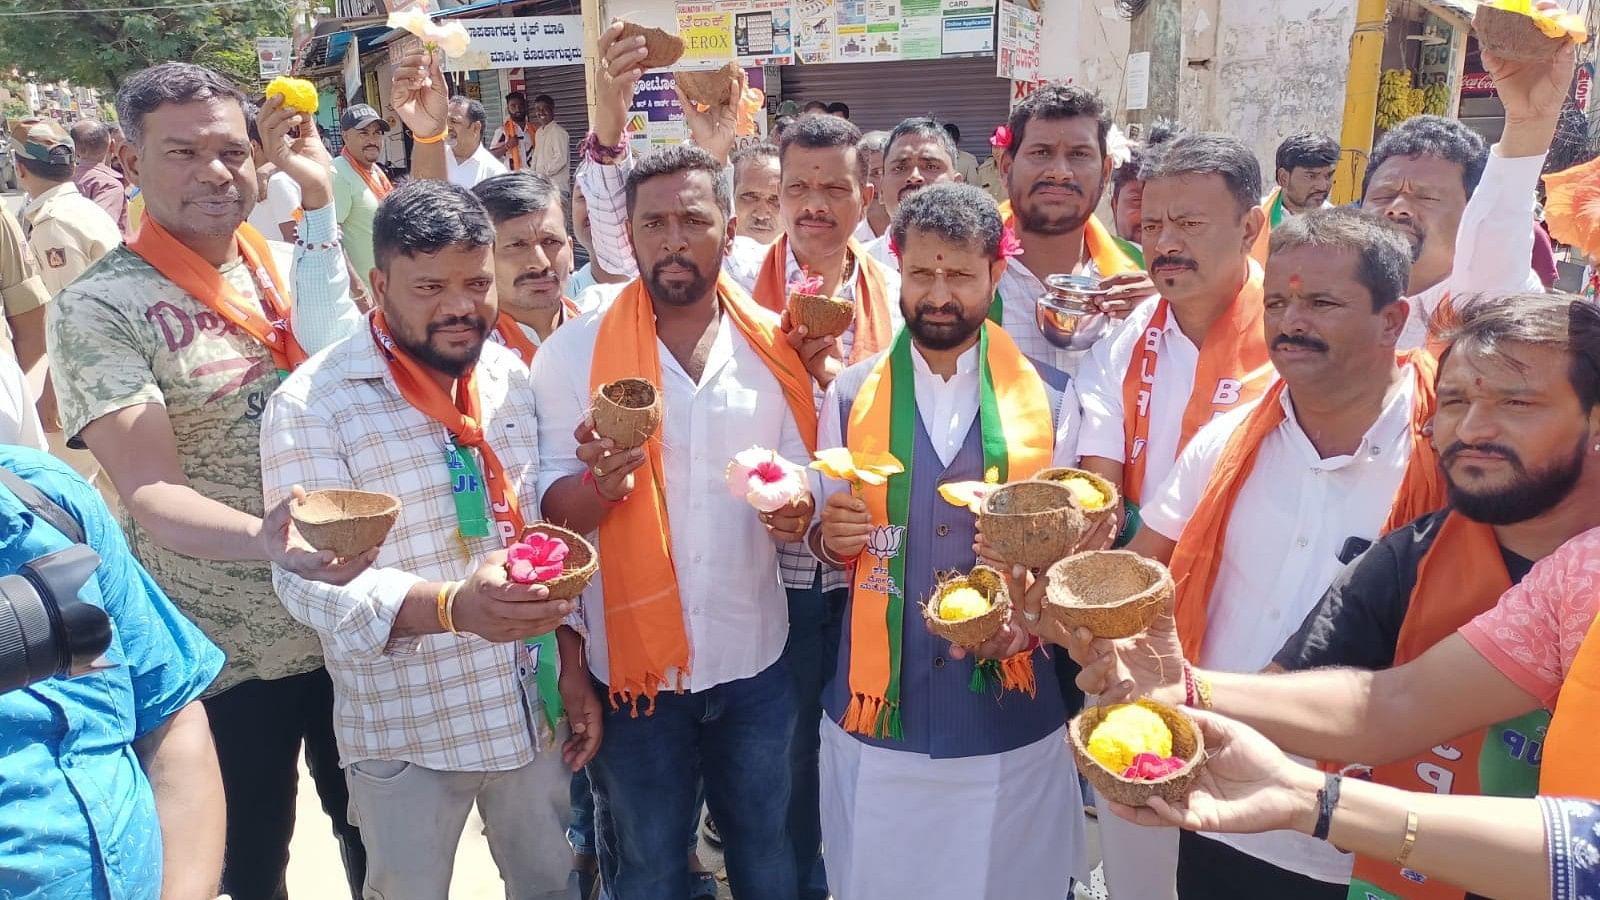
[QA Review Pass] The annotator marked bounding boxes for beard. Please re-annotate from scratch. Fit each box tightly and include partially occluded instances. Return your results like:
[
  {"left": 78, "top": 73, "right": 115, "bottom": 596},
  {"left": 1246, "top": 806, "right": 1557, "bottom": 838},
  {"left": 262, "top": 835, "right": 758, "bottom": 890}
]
[
  {"left": 1011, "top": 174, "right": 1104, "bottom": 235},
  {"left": 906, "top": 300, "right": 986, "bottom": 351},
  {"left": 1444, "top": 436, "right": 1586, "bottom": 526},
  {"left": 645, "top": 253, "right": 715, "bottom": 307},
  {"left": 391, "top": 313, "right": 488, "bottom": 378}
]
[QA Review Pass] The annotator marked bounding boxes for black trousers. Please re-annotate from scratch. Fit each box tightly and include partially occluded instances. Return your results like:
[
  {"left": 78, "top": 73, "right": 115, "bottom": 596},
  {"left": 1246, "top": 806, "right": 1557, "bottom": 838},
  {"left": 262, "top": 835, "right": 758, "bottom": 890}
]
[
  {"left": 202, "top": 667, "right": 366, "bottom": 900},
  {"left": 1178, "top": 830, "right": 1346, "bottom": 900}
]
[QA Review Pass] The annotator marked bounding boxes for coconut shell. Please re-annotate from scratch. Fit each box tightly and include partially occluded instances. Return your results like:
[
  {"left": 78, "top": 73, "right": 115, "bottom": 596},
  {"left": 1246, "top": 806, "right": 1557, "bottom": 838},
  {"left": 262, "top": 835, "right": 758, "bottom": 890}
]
[
  {"left": 921, "top": 566, "right": 1011, "bottom": 648},
  {"left": 290, "top": 489, "right": 400, "bottom": 559},
  {"left": 676, "top": 61, "right": 742, "bottom": 109},
  {"left": 1034, "top": 467, "right": 1120, "bottom": 534},
  {"left": 619, "top": 21, "right": 685, "bottom": 69},
  {"left": 979, "top": 480, "right": 1088, "bottom": 570},
  {"left": 592, "top": 378, "right": 663, "bottom": 450},
  {"left": 1069, "top": 699, "right": 1205, "bottom": 807},
  {"left": 790, "top": 292, "right": 855, "bottom": 338},
  {"left": 1473, "top": 4, "right": 1567, "bottom": 61},
  {"left": 1044, "top": 550, "right": 1173, "bottom": 640},
  {"left": 518, "top": 523, "right": 599, "bottom": 602}
]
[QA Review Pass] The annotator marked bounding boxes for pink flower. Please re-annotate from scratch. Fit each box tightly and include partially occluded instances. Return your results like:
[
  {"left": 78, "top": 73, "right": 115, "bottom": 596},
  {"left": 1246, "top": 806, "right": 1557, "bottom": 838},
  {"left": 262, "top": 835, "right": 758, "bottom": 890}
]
[
  {"left": 790, "top": 267, "right": 826, "bottom": 296},
  {"left": 999, "top": 224, "right": 1024, "bottom": 259},
  {"left": 990, "top": 124, "right": 1012, "bottom": 149},
  {"left": 725, "top": 447, "right": 808, "bottom": 513},
  {"left": 507, "top": 533, "right": 570, "bottom": 584},
  {"left": 1121, "top": 753, "right": 1186, "bottom": 781}
]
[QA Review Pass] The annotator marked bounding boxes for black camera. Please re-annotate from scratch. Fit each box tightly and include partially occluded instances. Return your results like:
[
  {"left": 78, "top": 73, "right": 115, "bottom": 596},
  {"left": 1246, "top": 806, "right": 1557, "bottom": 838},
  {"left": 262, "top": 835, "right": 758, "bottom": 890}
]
[{"left": 0, "top": 545, "right": 113, "bottom": 695}]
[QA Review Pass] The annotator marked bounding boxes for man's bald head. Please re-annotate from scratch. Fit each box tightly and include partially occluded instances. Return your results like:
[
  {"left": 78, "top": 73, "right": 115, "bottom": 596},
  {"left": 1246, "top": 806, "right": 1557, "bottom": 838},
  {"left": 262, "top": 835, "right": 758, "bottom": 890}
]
[{"left": 69, "top": 120, "right": 110, "bottom": 165}]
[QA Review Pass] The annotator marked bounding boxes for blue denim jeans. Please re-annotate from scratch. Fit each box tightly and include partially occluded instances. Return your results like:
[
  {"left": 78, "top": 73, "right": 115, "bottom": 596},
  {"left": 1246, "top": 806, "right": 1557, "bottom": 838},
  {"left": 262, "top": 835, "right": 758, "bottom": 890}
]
[
  {"left": 783, "top": 577, "right": 845, "bottom": 900},
  {"left": 568, "top": 769, "right": 701, "bottom": 858},
  {"left": 588, "top": 660, "right": 799, "bottom": 900}
]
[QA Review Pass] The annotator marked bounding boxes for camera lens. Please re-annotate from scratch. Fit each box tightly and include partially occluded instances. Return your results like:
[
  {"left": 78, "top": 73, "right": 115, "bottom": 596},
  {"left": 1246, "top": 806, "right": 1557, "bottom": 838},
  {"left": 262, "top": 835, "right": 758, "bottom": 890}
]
[{"left": 0, "top": 545, "right": 110, "bottom": 695}]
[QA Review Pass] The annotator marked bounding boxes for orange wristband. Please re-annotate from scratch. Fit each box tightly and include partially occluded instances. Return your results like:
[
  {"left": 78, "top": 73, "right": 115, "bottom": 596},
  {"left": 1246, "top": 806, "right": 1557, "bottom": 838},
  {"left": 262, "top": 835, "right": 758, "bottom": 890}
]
[{"left": 413, "top": 128, "right": 447, "bottom": 144}]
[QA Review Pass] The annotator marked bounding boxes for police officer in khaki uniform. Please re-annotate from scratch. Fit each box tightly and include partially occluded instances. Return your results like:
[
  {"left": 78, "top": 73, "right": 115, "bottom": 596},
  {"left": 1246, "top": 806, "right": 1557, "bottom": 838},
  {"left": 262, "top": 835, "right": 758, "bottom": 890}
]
[
  {"left": 14, "top": 117, "right": 122, "bottom": 296},
  {"left": 12, "top": 117, "right": 118, "bottom": 482},
  {"left": 0, "top": 204, "right": 51, "bottom": 425}
]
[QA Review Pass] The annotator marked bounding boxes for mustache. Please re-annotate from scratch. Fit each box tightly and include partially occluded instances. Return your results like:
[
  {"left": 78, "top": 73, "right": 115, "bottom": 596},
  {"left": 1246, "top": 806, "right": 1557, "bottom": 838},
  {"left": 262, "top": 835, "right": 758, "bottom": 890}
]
[
  {"left": 651, "top": 254, "right": 702, "bottom": 277},
  {"left": 1029, "top": 179, "right": 1083, "bottom": 197},
  {"left": 427, "top": 315, "right": 487, "bottom": 336},
  {"left": 189, "top": 189, "right": 243, "bottom": 203},
  {"left": 1272, "top": 333, "right": 1329, "bottom": 352},
  {"left": 1149, "top": 254, "right": 1198, "bottom": 272},
  {"left": 796, "top": 213, "right": 836, "bottom": 228},
  {"left": 514, "top": 269, "right": 558, "bottom": 287},
  {"left": 1442, "top": 441, "right": 1523, "bottom": 469},
  {"left": 913, "top": 302, "right": 964, "bottom": 319}
]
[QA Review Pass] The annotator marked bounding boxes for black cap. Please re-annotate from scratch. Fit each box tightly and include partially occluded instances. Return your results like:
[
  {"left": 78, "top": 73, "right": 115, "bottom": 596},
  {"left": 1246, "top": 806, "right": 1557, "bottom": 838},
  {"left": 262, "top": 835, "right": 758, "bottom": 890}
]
[{"left": 340, "top": 104, "right": 389, "bottom": 132}]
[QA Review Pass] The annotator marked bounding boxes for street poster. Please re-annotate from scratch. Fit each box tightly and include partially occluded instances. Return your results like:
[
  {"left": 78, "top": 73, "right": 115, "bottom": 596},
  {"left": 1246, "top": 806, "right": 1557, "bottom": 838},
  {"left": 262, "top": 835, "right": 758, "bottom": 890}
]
[
  {"left": 900, "top": 0, "right": 940, "bottom": 59},
  {"left": 676, "top": 6, "right": 737, "bottom": 63},
  {"left": 256, "top": 37, "right": 292, "bottom": 80},
  {"left": 795, "top": 0, "right": 836, "bottom": 63},
  {"left": 625, "top": 67, "right": 768, "bottom": 155},
  {"left": 939, "top": 0, "right": 995, "bottom": 56},
  {"left": 678, "top": 0, "right": 796, "bottom": 66},
  {"left": 996, "top": 0, "right": 1040, "bottom": 82},
  {"left": 445, "top": 16, "right": 585, "bottom": 72}
]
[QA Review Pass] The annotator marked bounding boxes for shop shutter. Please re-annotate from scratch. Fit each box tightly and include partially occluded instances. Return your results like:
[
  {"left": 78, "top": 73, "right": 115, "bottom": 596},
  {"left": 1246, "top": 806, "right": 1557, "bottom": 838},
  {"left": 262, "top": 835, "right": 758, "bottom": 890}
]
[
  {"left": 515, "top": 63, "right": 590, "bottom": 178},
  {"left": 777, "top": 56, "right": 1010, "bottom": 158}
]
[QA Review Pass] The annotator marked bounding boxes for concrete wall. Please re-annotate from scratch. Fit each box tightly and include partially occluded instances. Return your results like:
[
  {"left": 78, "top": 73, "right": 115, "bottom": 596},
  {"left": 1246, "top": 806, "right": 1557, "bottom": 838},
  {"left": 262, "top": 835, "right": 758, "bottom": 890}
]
[{"left": 1036, "top": 0, "right": 1132, "bottom": 110}]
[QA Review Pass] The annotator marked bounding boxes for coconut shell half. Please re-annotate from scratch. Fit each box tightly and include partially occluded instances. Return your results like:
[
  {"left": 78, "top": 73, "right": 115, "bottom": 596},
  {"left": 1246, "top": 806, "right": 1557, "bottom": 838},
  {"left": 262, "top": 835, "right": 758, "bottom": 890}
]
[
  {"left": 593, "top": 378, "right": 664, "bottom": 450},
  {"left": 979, "top": 480, "right": 1088, "bottom": 570},
  {"left": 619, "top": 21, "right": 686, "bottom": 69},
  {"left": 519, "top": 523, "right": 599, "bottom": 602},
  {"left": 676, "top": 61, "right": 742, "bottom": 109},
  {"left": 1034, "top": 467, "right": 1120, "bottom": 534},
  {"left": 921, "top": 566, "right": 1011, "bottom": 648},
  {"left": 790, "top": 292, "right": 855, "bottom": 338},
  {"left": 1069, "top": 699, "right": 1205, "bottom": 807},
  {"left": 1473, "top": 4, "right": 1568, "bottom": 61},
  {"left": 291, "top": 489, "right": 400, "bottom": 559},
  {"left": 1044, "top": 550, "right": 1173, "bottom": 640}
]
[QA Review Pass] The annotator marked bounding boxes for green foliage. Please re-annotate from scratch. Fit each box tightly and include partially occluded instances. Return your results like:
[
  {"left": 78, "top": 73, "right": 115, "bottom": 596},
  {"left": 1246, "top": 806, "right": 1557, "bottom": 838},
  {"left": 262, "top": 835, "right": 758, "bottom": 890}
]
[{"left": 0, "top": 0, "right": 293, "bottom": 90}]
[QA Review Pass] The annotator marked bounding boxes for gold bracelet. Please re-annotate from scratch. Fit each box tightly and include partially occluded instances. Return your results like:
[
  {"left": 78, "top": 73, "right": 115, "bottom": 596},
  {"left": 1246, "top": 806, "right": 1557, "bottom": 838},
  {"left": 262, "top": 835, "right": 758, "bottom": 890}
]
[
  {"left": 413, "top": 128, "right": 447, "bottom": 144},
  {"left": 1194, "top": 670, "right": 1215, "bottom": 709},
  {"left": 445, "top": 580, "right": 463, "bottom": 634},
  {"left": 1394, "top": 810, "right": 1419, "bottom": 866},
  {"left": 436, "top": 581, "right": 459, "bottom": 634}
]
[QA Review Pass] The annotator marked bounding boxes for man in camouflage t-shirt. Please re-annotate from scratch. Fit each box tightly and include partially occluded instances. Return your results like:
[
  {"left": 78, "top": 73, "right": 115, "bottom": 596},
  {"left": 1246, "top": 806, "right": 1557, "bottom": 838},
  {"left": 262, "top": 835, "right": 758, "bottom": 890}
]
[{"left": 48, "top": 64, "right": 369, "bottom": 900}]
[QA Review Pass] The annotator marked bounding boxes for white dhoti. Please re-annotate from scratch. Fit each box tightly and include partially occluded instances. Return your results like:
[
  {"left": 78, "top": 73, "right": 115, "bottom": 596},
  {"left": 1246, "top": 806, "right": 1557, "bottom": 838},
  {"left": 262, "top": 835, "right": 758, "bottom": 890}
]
[
  {"left": 1093, "top": 790, "right": 1180, "bottom": 899},
  {"left": 820, "top": 717, "right": 1089, "bottom": 900}
]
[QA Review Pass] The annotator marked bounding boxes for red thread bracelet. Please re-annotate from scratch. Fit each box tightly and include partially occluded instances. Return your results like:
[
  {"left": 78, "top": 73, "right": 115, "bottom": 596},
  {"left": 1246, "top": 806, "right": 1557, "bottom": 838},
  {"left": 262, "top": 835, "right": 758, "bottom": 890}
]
[
  {"left": 582, "top": 469, "right": 626, "bottom": 507},
  {"left": 1181, "top": 659, "right": 1198, "bottom": 707}
]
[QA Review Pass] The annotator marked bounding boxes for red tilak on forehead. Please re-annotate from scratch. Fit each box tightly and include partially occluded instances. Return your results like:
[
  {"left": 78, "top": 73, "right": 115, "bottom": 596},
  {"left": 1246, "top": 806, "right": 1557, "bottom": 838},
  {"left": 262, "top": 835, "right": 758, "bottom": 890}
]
[
  {"left": 936, "top": 252, "right": 944, "bottom": 261},
  {"left": 1289, "top": 274, "right": 1304, "bottom": 292}
]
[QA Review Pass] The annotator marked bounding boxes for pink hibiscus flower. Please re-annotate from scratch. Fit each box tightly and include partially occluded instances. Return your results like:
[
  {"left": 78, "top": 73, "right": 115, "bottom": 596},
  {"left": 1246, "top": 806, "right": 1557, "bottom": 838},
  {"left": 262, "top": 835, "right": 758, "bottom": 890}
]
[{"left": 507, "top": 533, "right": 570, "bottom": 584}]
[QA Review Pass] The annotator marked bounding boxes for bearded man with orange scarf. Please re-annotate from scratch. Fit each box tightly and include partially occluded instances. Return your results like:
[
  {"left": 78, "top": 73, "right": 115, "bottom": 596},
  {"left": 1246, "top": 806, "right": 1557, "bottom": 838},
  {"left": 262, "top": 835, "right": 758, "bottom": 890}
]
[
  {"left": 46, "top": 62, "right": 369, "bottom": 900},
  {"left": 811, "top": 183, "right": 1088, "bottom": 898},
  {"left": 533, "top": 142, "right": 817, "bottom": 900}
]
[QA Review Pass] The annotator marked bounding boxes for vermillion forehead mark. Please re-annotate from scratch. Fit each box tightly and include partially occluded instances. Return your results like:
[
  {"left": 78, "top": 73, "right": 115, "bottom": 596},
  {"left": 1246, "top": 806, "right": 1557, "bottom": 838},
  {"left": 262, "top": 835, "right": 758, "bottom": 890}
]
[{"left": 1288, "top": 274, "right": 1303, "bottom": 292}]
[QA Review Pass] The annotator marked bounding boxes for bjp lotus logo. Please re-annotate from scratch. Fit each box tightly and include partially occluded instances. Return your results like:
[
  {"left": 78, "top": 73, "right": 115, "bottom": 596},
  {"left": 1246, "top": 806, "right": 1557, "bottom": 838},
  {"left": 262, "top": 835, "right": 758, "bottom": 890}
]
[{"left": 864, "top": 524, "right": 905, "bottom": 560}]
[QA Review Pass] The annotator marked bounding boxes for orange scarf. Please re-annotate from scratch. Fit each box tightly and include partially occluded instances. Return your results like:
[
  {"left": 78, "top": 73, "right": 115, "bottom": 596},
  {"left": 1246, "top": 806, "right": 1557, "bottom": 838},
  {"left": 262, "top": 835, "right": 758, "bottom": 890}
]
[
  {"left": 502, "top": 121, "right": 528, "bottom": 171},
  {"left": 1350, "top": 513, "right": 1509, "bottom": 899},
  {"left": 128, "top": 217, "right": 304, "bottom": 373},
  {"left": 1120, "top": 265, "right": 1273, "bottom": 505},
  {"left": 997, "top": 203, "right": 1140, "bottom": 280},
  {"left": 1168, "top": 352, "right": 1442, "bottom": 659},
  {"left": 492, "top": 297, "right": 582, "bottom": 367},
  {"left": 1249, "top": 187, "right": 1282, "bottom": 265},
  {"left": 1540, "top": 591, "right": 1600, "bottom": 798},
  {"left": 590, "top": 274, "right": 817, "bottom": 712},
  {"left": 370, "top": 314, "right": 522, "bottom": 542},
  {"left": 341, "top": 148, "right": 393, "bottom": 200},
  {"left": 750, "top": 235, "right": 894, "bottom": 364}
]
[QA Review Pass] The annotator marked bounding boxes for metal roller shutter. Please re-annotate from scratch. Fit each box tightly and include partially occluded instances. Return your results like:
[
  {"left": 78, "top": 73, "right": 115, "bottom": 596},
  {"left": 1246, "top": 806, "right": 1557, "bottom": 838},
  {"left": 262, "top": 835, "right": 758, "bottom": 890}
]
[{"left": 777, "top": 56, "right": 1010, "bottom": 158}]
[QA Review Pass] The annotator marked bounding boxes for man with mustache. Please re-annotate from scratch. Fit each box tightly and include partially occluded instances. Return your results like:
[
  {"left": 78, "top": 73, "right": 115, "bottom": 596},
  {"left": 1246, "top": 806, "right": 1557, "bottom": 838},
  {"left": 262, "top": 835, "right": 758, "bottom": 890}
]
[
  {"left": 860, "top": 117, "right": 964, "bottom": 270},
  {"left": 1100, "top": 208, "right": 1441, "bottom": 898},
  {"left": 333, "top": 103, "right": 393, "bottom": 297},
  {"left": 472, "top": 173, "right": 581, "bottom": 365},
  {"left": 444, "top": 95, "right": 509, "bottom": 190},
  {"left": 1359, "top": 31, "right": 1570, "bottom": 350},
  {"left": 1270, "top": 132, "right": 1338, "bottom": 218},
  {"left": 263, "top": 179, "right": 601, "bottom": 899},
  {"left": 1060, "top": 291, "right": 1600, "bottom": 896},
  {"left": 812, "top": 183, "right": 1089, "bottom": 898},
  {"left": 853, "top": 131, "right": 889, "bottom": 243},
  {"left": 732, "top": 142, "right": 782, "bottom": 245},
  {"left": 995, "top": 85, "right": 1155, "bottom": 377},
  {"left": 491, "top": 90, "right": 535, "bottom": 172},
  {"left": 46, "top": 62, "right": 368, "bottom": 900},
  {"left": 533, "top": 142, "right": 816, "bottom": 900}
]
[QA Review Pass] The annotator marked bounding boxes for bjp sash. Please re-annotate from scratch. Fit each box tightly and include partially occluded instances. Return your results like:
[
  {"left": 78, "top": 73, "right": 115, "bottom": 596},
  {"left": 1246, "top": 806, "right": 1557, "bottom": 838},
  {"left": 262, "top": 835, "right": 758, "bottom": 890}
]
[
  {"left": 989, "top": 207, "right": 1140, "bottom": 323},
  {"left": 1539, "top": 602, "right": 1600, "bottom": 798},
  {"left": 591, "top": 275, "right": 817, "bottom": 712},
  {"left": 1347, "top": 513, "right": 1512, "bottom": 900},
  {"left": 501, "top": 121, "right": 527, "bottom": 171},
  {"left": 1119, "top": 264, "right": 1273, "bottom": 505},
  {"left": 1169, "top": 351, "right": 1443, "bottom": 660},
  {"left": 128, "top": 218, "right": 304, "bottom": 374},
  {"left": 1250, "top": 187, "right": 1286, "bottom": 265},
  {"left": 491, "top": 297, "right": 582, "bottom": 367},
  {"left": 841, "top": 322, "right": 1054, "bottom": 739},
  {"left": 341, "top": 149, "right": 393, "bottom": 200},
  {"left": 750, "top": 235, "right": 894, "bottom": 364}
]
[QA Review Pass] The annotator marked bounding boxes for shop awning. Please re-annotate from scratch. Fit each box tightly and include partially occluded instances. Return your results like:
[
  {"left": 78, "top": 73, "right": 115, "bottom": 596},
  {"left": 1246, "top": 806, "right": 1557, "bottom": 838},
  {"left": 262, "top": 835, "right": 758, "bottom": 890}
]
[
  {"left": 1414, "top": 0, "right": 1477, "bottom": 26},
  {"left": 299, "top": 24, "right": 392, "bottom": 74}
]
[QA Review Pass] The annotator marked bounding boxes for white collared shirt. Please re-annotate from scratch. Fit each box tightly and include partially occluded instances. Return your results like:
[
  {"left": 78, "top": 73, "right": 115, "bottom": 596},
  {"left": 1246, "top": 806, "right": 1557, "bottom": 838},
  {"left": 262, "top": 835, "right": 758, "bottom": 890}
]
[
  {"left": 1398, "top": 145, "right": 1547, "bottom": 350},
  {"left": 446, "top": 142, "right": 509, "bottom": 190},
  {"left": 1138, "top": 375, "right": 1417, "bottom": 884},
  {"left": 531, "top": 303, "right": 812, "bottom": 692},
  {"left": 852, "top": 218, "right": 880, "bottom": 244},
  {"left": 812, "top": 342, "right": 1081, "bottom": 514},
  {"left": 1075, "top": 295, "right": 1218, "bottom": 500}
]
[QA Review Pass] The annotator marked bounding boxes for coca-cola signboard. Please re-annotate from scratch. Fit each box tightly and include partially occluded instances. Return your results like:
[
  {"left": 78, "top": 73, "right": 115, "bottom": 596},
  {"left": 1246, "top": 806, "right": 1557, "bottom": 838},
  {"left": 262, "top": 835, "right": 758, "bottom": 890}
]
[{"left": 1460, "top": 70, "right": 1497, "bottom": 98}]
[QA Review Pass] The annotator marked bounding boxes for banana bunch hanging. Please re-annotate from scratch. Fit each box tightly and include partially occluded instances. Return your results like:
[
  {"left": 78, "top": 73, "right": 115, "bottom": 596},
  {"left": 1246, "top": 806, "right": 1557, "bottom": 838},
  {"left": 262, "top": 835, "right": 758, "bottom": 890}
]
[
  {"left": 1423, "top": 81, "right": 1452, "bottom": 116},
  {"left": 1377, "top": 69, "right": 1429, "bottom": 130}
]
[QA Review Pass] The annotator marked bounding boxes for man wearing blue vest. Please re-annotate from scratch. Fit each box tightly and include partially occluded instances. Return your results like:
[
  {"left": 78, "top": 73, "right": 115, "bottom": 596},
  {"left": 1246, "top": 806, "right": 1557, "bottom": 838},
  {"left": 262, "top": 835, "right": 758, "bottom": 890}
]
[{"left": 810, "top": 183, "right": 1089, "bottom": 897}]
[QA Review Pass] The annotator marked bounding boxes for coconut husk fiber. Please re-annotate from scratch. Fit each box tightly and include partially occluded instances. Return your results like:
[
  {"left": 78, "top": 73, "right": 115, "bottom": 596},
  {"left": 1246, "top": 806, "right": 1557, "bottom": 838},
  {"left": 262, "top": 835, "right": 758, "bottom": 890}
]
[
  {"left": 1473, "top": 4, "right": 1567, "bottom": 61},
  {"left": 789, "top": 292, "right": 855, "bottom": 338},
  {"left": 979, "top": 480, "right": 1087, "bottom": 570},
  {"left": 618, "top": 21, "right": 685, "bottom": 69},
  {"left": 676, "top": 61, "right": 742, "bottom": 109},
  {"left": 1069, "top": 699, "right": 1205, "bottom": 807},
  {"left": 592, "top": 378, "right": 663, "bottom": 450},
  {"left": 290, "top": 489, "right": 400, "bottom": 559},
  {"left": 921, "top": 566, "right": 1011, "bottom": 648},
  {"left": 1044, "top": 550, "right": 1173, "bottom": 640},
  {"left": 519, "top": 523, "right": 598, "bottom": 602},
  {"left": 1034, "top": 467, "right": 1120, "bottom": 533}
]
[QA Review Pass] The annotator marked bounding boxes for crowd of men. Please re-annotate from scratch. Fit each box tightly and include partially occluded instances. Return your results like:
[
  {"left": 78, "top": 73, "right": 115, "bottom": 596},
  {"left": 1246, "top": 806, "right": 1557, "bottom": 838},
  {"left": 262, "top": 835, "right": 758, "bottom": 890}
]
[{"left": 4, "top": 8, "right": 1600, "bottom": 900}]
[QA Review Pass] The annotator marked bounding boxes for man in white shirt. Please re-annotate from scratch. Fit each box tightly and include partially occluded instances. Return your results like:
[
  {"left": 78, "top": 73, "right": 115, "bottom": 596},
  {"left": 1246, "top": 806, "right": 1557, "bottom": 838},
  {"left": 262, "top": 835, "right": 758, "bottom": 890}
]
[
  {"left": 263, "top": 180, "right": 599, "bottom": 900},
  {"left": 732, "top": 142, "right": 782, "bottom": 245},
  {"left": 533, "top": 143, "right": 815, "bottom": 900},
  {"left": 445, "top": 95, "right": 509, "bottom": 190},
  {"left": 1118, "top": 208, "right": 1431, "bottom": 898},
  {"left": 812, "top": 183, "right": 1087, "bottom": 899},
  {"left": 490, "top": 90, "right": 535, "bottom": 173},
  {"left": 1358, "top": 43, "right": 1570, "bottom": 349},
  {"left": 0, "top": 347, "right": 47, "bottom": 451},
  {"left": 528, "top": 94, "right": 572, "bottom": 193},
  {"left": 861, "top": 117, "right": 963, "bottom": 271},
  {"left": 852, "top": 130, "right": 889, "bottom": 243},
  {"left": 471, "top": 172, "right": 578, "bottom": 362},
  {"left": 994, "top": 86, "right": 1155, "bottom": 376},
  {"left": 246, "top": 103, "right": 303, "bottom": 241}
]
